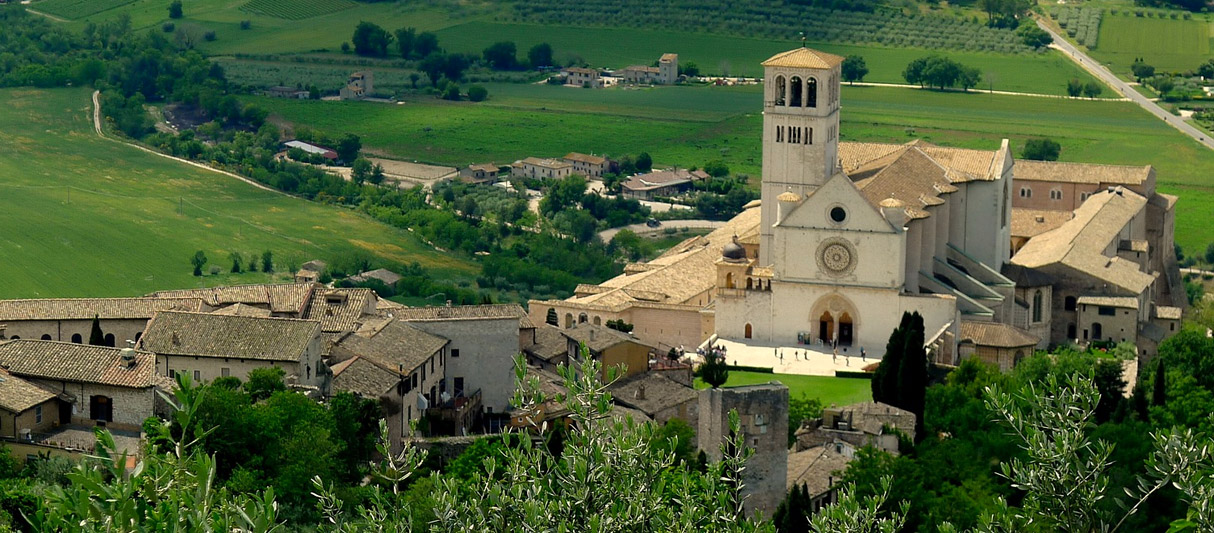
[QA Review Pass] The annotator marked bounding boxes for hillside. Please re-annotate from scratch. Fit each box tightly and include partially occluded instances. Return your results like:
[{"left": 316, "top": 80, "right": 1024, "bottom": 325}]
[{"left": 0, "top": 87, "right": 476, "bottom": 298}]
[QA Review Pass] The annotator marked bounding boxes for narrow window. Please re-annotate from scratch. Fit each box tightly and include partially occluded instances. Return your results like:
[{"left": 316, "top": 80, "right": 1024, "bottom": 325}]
[
  {"left": 807, "top": 77, "right": 818, "bottom": 108},
  {"left": 808, "top": 127, "right": 813, "bottom": 145},
  {"left": 790, "top": 76, "right": 803, "bottom": 107},
  {"left": 193, "top": 370, "right": 201, "bottom": 381},
  {"left": 1032, "top": 290, "right": 1043, "bottom": 323},
  {"left": 776, "top": 126, "right": 783, "bottom": 143},
  {"left": 775, "top": 76, "right": 786, "bottom": 106},
  {"left": 35, "top": 406, "right": 42, "bottom": 424}
]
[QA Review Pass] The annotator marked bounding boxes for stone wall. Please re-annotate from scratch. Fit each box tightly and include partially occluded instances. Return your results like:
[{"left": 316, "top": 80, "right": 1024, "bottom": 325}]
[
  {"left": 698, "top": 383, "right": 788, "bottom": 518},
  {"left": 2, "top": 318, "right": 149, "bottom": 346}
]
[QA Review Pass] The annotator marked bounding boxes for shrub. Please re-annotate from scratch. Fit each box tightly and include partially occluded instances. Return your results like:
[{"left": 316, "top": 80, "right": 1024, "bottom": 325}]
[
  {"left": 204, "top": 30, "right": 216, "bottom": 42},
  {"left": 162, "top": 22, "right": 175, "bottom": 33},
  {"left": 467, "top": 84, "right": 488, "bottom": 102},
  {"left": 1022, "top": 137, "right": 1062, "bottom": 161},
  {"left": 240, "top": 20, "right": 251, "bottom": 30}
]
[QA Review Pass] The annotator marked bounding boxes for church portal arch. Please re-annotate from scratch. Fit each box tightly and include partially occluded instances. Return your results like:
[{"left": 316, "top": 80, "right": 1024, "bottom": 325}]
[
  {"left": 810, "top": 294, "right": 860, "bottom": 346},
  {"left": 818, "top": 311, "right": 834, "bottom": 343}
]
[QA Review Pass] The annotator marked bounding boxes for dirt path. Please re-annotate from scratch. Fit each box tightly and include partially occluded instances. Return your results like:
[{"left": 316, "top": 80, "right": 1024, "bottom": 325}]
[
  {"left": 25, "top": 8, "right": 68, "bottom": 22},
  {"left": 848, "top": 80, "right": 1130, "bottom": 101},
  {"left": 91, "top": 90, "right": 283, "bottom": 194}
]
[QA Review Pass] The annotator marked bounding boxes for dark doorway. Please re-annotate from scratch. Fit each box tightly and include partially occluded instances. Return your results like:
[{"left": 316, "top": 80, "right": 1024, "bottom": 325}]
[
  {"left": 103, "top": 334, "right": 115, "bottom": 347},
  {"left": 818, "top": 311, "right": 833, "bottom": 342},
  {"left": 89, "top": 395, "right": 112, "bottom": 422},
  {"left": 838, "top": 313, "right": 854, "bottom": 346},
  {"left": 58, "top": 402, "right": 72, "bottom": 425},
  {"left": 1091, "top": 322, "right": 1103, "bottom": 340}
]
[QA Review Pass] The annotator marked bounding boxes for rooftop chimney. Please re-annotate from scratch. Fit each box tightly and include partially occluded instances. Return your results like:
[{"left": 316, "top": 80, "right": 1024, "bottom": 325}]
[
  {"left": 635, "top": 384, "right": 646, "bottom": 400},
  {"left": 589, "top": 329, "right": 596, "bottom": 341},
  {"left": 120, "top": 348, "right": 137, "bottom": 369},
  {"left": 171, "top": 332, "right": 180, "bottom": 346}
]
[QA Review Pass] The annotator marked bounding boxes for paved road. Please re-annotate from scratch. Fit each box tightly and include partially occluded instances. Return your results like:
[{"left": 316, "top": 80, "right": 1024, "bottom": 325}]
[
  {"left": 847, "top": 80, "right": 1129, "bottom": 101},
  {"left": 1036, "top": 17, "right": 1214, "bottom": 151},
  {"left": 598, "top": 219, "right": 725, "bottom": 242}
]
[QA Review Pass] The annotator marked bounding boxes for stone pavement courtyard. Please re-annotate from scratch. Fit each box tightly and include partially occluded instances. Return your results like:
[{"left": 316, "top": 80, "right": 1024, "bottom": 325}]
[{"left": 694, "top": 338, "right": 881, "bottom": 377}]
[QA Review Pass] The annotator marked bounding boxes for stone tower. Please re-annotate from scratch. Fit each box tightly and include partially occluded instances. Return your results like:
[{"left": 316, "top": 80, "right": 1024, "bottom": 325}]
[
  {"left": 758, "top": 47, "right": 844, "bottom": 265},
  {"left": 699, "top": 382, "right": 789, "bottom": 518}
]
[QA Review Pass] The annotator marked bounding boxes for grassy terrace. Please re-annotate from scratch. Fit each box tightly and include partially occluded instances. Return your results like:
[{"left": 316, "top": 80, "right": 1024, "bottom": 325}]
[
  {"left": 0, "top": 88, "right": 475, "bottom": 298},
  {"left": 695, "top": 371, "right": 873, "bottom": 407},
  {"left": 1092, "top": 11, "right": 1213, "bottom": 76}
]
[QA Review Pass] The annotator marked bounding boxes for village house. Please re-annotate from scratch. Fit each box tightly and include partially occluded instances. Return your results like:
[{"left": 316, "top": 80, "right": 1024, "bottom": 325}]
[
  {"left": 139, "top": 311, "right": 327, "bottom": 390},
  {"left": 619, "top": 54, "right": 679, "bottom": 85},
  {"left": 295, "top": 260, "right": 327, "bottom": 284},
  {"left": 339, "top": 71, "right": 374, "bottom": 100},
  {"left": 283, "top": 140, "right": 338, "bottom": 162},
  {"left": 459, "top": 163, "right": 502, "bottom": 184},
  {"left": 0, "top": 297, "right": 205, "bottom": 346},
  {"left": 958, "top": 321, "right": 1040, "bottom": 371},
  {"left": 606, "top": 371, "right": 698, "bottom": 429},
  {"left": 560, "top": 323, "right": 654, "bottom": 380},
  {"left": 564, "top": 67, "right": 602, "bottom": 88},
  {"left": 302, "top": 287, "right": 379, "bottom": 339},
  {"left": 347, "top": 269, "right": 403, "bottom": 287},
  {"left": 265, "top": 86, "right": 309, "bottom": 99},
  {"left": 786, "top": 444, "right": 851, "bottom": 514},
  {"left": 512, "top": 157, "right": 573, "bottom": 180},
  {"left": 523, "top": 325, "right": 569, "bottom": 372},
  {"left": 794, "top": 401, "right": 916, "bottom": 455},
  {"left": 562, "top": 152, "right": 610, "bottom": 178},
  {"left": 0, "top": 368, "right": 58, "bottom": 440},
  {"left": 620, "top": 168, "right": 709, "bottom": 200},
  {"left": 0, "top": 340, "right": 160, "bottom": 430}
]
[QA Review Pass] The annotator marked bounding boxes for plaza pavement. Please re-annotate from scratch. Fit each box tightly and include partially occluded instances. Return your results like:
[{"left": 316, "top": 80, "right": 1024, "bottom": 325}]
[{"left": 696, "top": 338, "right": 880, "bottom": 377}]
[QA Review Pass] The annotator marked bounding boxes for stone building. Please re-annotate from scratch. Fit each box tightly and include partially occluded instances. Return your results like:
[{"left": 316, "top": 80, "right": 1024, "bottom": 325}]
[
  {"left": 564, "top": 67, "right": 601, "bottom": 88},
  {"left": 620, "top": 168, "right": 709, "bottom": 200},
  {"left": 0, "top": 340, "right": 160, "bottom": 430},
  {"left": 139, "top": 311, "right": 327, "bottom": 389},
  {"left": 787, "top": 444, "right": 851, "bottom": 514},
  {"left": 607, "top": 372, "right": 698, "bottom": 430},
  {"left": 794, "top": 401, "right": 916, "bottom": 455},
  {"left": 699, "top": 382, "right": 789, "bottom": 517},
  {"left": 339, "top": 71, "right": 373, "bottom": 100},
  {"left": 511, "top": 157, "right": 573, "bottom": 180},
  {"left": 148, "top": 283, "right": 318, "bottom": 318},
  {"left": 0, "top": 297, "right": 204, "bottom": 346},
  {"left": 561, "top": 323, "right": 654, "bottom": 379},
  {"left": 958, "top": 321, "right": 1040, "bottom": 371},
  {"left": 620, "top": 54, "right": 678, "bottom": 85},
  {"left": 0, "top": 368, "right": 59, "bottom": 439},
  {"left": 562, "top": 152, "right": 610, "bottom": 178}
]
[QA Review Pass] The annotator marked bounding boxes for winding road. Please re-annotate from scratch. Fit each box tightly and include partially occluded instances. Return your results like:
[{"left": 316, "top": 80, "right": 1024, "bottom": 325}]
[{"left": 1035, "top": 17, "right": 1214, "bottom": 151}]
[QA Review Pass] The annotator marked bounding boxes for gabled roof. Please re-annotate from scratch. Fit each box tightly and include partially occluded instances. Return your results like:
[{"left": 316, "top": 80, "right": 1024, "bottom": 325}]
[
  {"left": 607, "top": 372, "right": 697, "bottom": 417},
  {"left": 0, "top": 297, "right": 204, "bottom": 322},
  {"left": 394, "top": 304, "right": 533, "bottom": 328},
  {"left": 959, "top": 320, "right": 1039, "bottom": 349},
  {"left": 520, "top": 157, "right": 572, "bottom": 170},
  {"left": 1000, "top": 264, "right": 1056, "bottom": 287},
  {"left": 331, "top": 356, "right": 399, "bottom": 398},
  {"left": 211, "top": 304, "right": 272, "bottom": 318},
  {"left": 336, "top": 320, "right": 448, "bottom": 373},
  {"left": 1011, "top": 209, "right": 1074, "bottom": 239},
  {"left": 0, "top": 340, "right": 158, "bottom": 388},
  {"left": 1077, "top": 296, "right": 1138, "bottom": 308},
  {"left": 148, "top": 283, "right": 317, "bottom": 315},
  {"left": 787, "top": 445, "right": 850, "bottom": 496},
  {"left": 563, "top": 152, "right": 606, "bottom": 165},
  {"left": 1014, "top": 160, "right": 1152, "bottom": 186},
  {"left": 562, "top": 323, "right": 648, "bottom": 354},
  {"left": 0, "top": 368, "right": 57, "bottom": 414},
  {"left": 303, "top": 288, "right": 375, "bottom": 333},
  {"left": 141, "top": 311, "right": 319, "bottom": 362},
  {"left": 762, "top": 47, "right": 845, "bottom": 69},
  {"left": 525, "top": 326, "right": 568, "bottom": 363}
]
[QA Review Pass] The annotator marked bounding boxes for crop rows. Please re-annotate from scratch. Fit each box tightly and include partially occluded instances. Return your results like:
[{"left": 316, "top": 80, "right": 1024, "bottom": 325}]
[
  {"left": 510, "top": 0, "right": 1034, "bottom": 54},
  {"left": 1050, "top": 6, "right": 1102, "bottom": 49},
  {"left": 239, "top": 0, "right": 358, "bottom": 20},
  {"left": 32, "top": 0, "right": 133, "bottom": 20}
]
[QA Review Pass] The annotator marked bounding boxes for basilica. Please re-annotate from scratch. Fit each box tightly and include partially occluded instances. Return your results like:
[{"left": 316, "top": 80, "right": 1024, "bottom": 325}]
[{"left": 530, "top": 46, "right": 1185, "bottom": 368}]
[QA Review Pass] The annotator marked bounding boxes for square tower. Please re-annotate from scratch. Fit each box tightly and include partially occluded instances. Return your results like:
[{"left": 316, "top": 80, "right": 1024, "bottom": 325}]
[{"left": 759, "top": 48, "right": 844, "bottom": 266}]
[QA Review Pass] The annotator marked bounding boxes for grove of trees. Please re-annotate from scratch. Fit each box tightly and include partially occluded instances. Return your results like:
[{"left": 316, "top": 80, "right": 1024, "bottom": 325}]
[{"left": 903, "top": 55, "right": 982, "bottom": 91}]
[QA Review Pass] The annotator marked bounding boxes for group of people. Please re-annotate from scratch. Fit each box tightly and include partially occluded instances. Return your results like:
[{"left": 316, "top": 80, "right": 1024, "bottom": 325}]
[{"left": 773, "top": 344, "right": 866, "bottom": 366}]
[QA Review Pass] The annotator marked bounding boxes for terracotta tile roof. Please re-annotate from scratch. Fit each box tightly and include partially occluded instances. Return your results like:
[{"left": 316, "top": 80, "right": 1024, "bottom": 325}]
[
  {"left": 1011, "top": 209, "right": 1074, "bottom": 239},
  {"left": 840, "top": 140, "right": 999, "bottom": 183},
  {"left": 210, "top": 304, "right": 272, "bottom": 318},
  {"left": 563, "top": 152, "right": 606, "bottom": 165},
  {"left": 787, "top": 445, "right": 850, "bottom": 496},
  {"left": 607, "top": 372, "right": 697, "bottom": 417},
  {"left": 348, "top": 269, "right": 402, "bottom": 286},
  {"left": 520, "top": 157, "right": 572, "bottom": 170},
  {"left": 562, "top": 323, "right": 649, "bottom": 353},
  {"left": 337, "top": 320, "right": 448, "bottom": 373},
  {"left": 1014, "top": 160, "right": 1152, "bottom": 186},
  {"left": 0, "top": 368, "right": 57, "bottom": 414},
  {"left": 660, "top": 53, "right": 678, "bottom": 62},
  {"left": 622, "top": 169, "right": 709, "bottom": 193},
  {"left": 393, "top": 304, "right": 533, "bottom": 328},
  {"left": 1011, "top": 189, "right": 1155, "bottom": 294},
  {"left": 959, "top": 320, "right": 1039, "bottom": 348},
  {"left": 141, "top": 311, "right": 319, "bottom": 362},
  {"left": 1077, "top": 296, "right": 1138, "bottom": 308},
  {"left": 762, "top": 47, "right": 845, "bottom": 69},
  {"left": 854, "top": 147, "right": 953, "bottom": 220},
  {"left": 525, "top": 326, "right": 568, "bottom": 363},
  {"left": 1155, "top": 306, "right": 1182, "bottom": 320},
  {"left": 0, "top": 297, "right": 204, "bottom": 321},
  {"left": 303, "top": 288, "right": 375, "bottom": 333},
  {"left": 148, "top": 283, "right": 316, "bottom": 315},
  {"left": 331, "top": 356, "right": 399, "bottom": 398},
  {"left": 0, "top": 340, "right": 157, "bottom": 388}
]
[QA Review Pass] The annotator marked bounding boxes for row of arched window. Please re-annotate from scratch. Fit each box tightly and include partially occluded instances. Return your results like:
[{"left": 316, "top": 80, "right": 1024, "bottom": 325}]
[
  {"left": 4, "top": 332, "right": 127, "bottom": 346},
  {"left": 773, "top": 75, "right": 819, "bottom": 108},
  {"left": 724, "top": 273, "right": 771, "bottom": 291}
]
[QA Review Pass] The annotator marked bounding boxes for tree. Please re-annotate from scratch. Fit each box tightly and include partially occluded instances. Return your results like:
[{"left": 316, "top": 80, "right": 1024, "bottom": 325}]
[
  {"left": 922, "top": 56, "right": 962, "bottom": 90},
  {"left": 261, "top": 250, "right": 273, "bottom": 273},
  {"left": 351, "top": 157, "right": 373, "bottom": 185},
  {"left": 1082, "top": 81, "right": 1103, "bottom": 99},
  {"left": 871, "top": 312, "right": 926, "bottom": 436},
  {"left": 1018, "top": 24, "right": 1052, "bottom": 48},
  {"left": 1153, "top": 76, "right": 1175, "bottom": 96},
  {"left": 636, "top": 152, "right": 653, "bottom": 173},
  {"left": 1152, "top": 359, "right": 1167, "bottom": 407},
  {"left": 1205, "top": 242, "right": 1214, "bottom": 265},
  {"left": 1131, "top": 60, "right": 1155, "bottom": 82},
  {"left": 229, "top": 251, "right": 242, "bottom": 273},
  {"left": 369, "top": 163, "right": 385, "bottom": 185},
  {"left": 168, "top": 0, "right": 183, "bottom": 19},
  {"left": 244, "top": 367, "right": 286, "bottom": 402},
  {"left": 539, "top": 175, "right": 587, "bottom": 215},
  {"left": 680, "top": 61, "right": 701, "bottom": 77},
  {"left": 191, "top": 250, "right": 207, "bottom": 276},
  {"left": 1067, "top": 78, "right": 1084, "bottom": 97},
  {"left": 841, "top": 55, "right": 869, "bottom": 84},
  {"left": 394, "top": 27, "right": 415, "bottom": 59},
  {"left": 903, "top": 56, "right": 930, "bottom": 87},
  {"left": 1022, "top": 137, "right": 1061, "bottom": 161},
  {"left": 351, "top": 21, "right": 393, "bottom": 58},
  {"left": 467, "top": 84, "right": 488, "bottom": 102},
  {"left": 408, "top": 72, "right": 420, "bottom": 89},
  {"left": 440, "top": 53, "right": 471, "bottom": 81},
  {"left": 482, "top": 41, "right": 518, "bottom": 70},
  {"left": 958, "top": 65, "right": 982, "bottom": 92},
  {"left": 703, "top": 160, "right": 730, "bottom": 178},
  {"left": 88, "top": 315, "right": 105, "bottom": 346},
  {"left": 335, "top": 133, "right": 361, "bottom": 163},
  {"left": 419, "top": 53, "right": 445, "bottom": 86},
  {"left": 443, "top": 84, "right": 461, "bottom": 101},
  {"left": 701, "top": 351, "right": 729, "bottom": 388},
  {"left": 1198, "top": 59, "right": 1214, "bottom": 79},
  {"left": 414, "top": 31, "right": 439, "bottom": 58},
  {"left": 528, "top": 42, "right": 553, "bottom": 68}
]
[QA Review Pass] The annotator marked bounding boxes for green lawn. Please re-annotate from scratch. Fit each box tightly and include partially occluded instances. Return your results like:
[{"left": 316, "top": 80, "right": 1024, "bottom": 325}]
[
  {"left": 1092, "top": 12, "right": 1213, "bottom": 75},
  {"left": 695, "top": 371, "right": 873, "bottom": 407},
  {"left": 258, "top": 82, "right": 1214, "bottom": 252},
  {"left": 0, "top": 88, "right": 475, "bottom": 298}
]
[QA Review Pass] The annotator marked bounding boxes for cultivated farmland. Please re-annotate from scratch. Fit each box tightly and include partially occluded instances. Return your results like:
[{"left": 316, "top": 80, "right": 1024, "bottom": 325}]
[
  {"left": 239, "top": 0, "right": 358, "bottom": 21},
  {"left": 1093, "top": 11, "right": 1212, "bottom": 74},
  {"left": 0, "top": 88, "right": 475, "bottom": 298},
  {"left": 30, "top": 0, "right": 133, "bottom": 20}
]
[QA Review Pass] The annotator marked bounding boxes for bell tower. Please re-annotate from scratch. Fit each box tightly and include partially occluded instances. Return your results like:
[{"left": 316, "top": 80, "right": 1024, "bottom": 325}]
[{"left": 758, "top": 47, "right": 843, "bottom": 265}]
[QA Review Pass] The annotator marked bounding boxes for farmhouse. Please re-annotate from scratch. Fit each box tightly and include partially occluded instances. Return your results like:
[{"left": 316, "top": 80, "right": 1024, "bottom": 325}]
[
  {"left": 339, "top": 71, "right": 374, "bottom": 100},
  {"left": 139, "top": 311, "right": 327, "bottom": 389},
  {"left": 620, "top": 168, "right": 709, "bottom": 200},
  {"left": 460, "top": 163, "right": 502, "bottom": 183},
  {"left": 265, "top": 86, "right": 309, "bottom": 99},
  {"left": 562, "top": 152, "right": 610, "bottom": 178},
  {"left": 619, "top": 53, "right": 679, "bottom": 85},
  {"left": 531, "top": 45, "right": 1183, "bottom": 369},
  {"left": 564, "top": 67, "right": 602, "bottom": 88},
  {"left": 512, "top": 157, "right": 573, "bottom": 180}
]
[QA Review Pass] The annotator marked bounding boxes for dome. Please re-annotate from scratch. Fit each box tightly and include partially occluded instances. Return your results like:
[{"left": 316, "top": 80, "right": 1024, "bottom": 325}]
[
  {"left": 722, "top": 236, "right": 746, "bottom": 261},
  {"left": 777, "top": 191, "right": 802, "bottom": 202}
]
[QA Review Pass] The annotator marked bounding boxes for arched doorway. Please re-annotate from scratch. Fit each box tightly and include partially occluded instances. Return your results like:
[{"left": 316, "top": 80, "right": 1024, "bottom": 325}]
[
  {"left": 818, "top": 311, "right": 834, "bottom": 343},
  {"left": 546, "top": 308, "right": 558, "bottom": 326},
  {"left": 838, "top": 313, "right": 854, "bottom": 346},
  {"left": 744, "top": 323, "right": 753, "bottom": 339},
  {"left": 1091, "top": 322, "right": 1103, "bottom": 340}
]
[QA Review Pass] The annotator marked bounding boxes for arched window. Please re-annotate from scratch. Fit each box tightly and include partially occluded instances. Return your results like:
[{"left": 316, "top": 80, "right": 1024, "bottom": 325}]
[
  {"left": 1032, "top": 290, "right": 1043, "bottom": 323},
  {"left": 1091, "top": 322, "right": 1103, "bottom": 340},
  {"left": 744, "top": 323, "right": 753, "bottom": 339},
  {"left": 578, "top": 313, "right": 588, "bottom": 324},
  {"left": 1064, "top": 296, "right": 1077, "bottom": 311},
  {"left": 726, "top": 272, "right": 735, "bottom": 289},
  {"left": 774, "top": 76, "right": 786, "bottom": 106},
  {"left": 564, "top": 313, "right": 573, "bottom": 328},
  {"left": 546, "top": 308, "right": 558, "bottom": 326},
  {"left": 71, "top": 333, "right": 82, "bottom": 344},
  {"left": 790, "top": 76, "right": 803, "bottom": 107},
  {"left": 103, "top": 333, "right": 115, "bottom": 347},
  {"left": 40, "top": 334, "right": 52, "bottom": 340},
  {"left": 807, "top": 77, "right": 818, "bottom": 108},
  {"left": 593, "top": 316, "right": 601, "bottom": 326}
]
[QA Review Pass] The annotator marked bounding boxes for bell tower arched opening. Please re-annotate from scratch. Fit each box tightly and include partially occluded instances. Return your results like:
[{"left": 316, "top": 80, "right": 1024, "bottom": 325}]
[
  {"left": 774, "top": 76, "right": 786, "bottom": 106},
  {"left": 790, "top": 76, "right": 803, "bottom": 107},
  {"left": 807, "top": 77, "right": 818, "bottom": 108}
]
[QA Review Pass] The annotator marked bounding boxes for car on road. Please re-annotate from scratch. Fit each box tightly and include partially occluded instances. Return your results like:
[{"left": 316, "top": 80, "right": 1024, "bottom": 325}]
[{"left": 646, "top": 218, "right": 661, "bottom": 228}]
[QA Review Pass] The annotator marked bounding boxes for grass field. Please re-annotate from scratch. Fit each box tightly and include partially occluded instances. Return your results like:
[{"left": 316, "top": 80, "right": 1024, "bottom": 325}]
[
  {"left": 1093, "top": 12, "right": 1213, "bottom": 75},
  {"left": 239, "top": 0, "right": 358, "bottom": 20},
  {"left": 695, "top": 371, "right": 873, "bottom": 406},
  {"left": 257, "top": 82, "right": 1214, "bottom": 252},
  {"left": 0, "top": 88, "right": 475, "bottom": 298},
  {"left": 31, "top": 0, "right": 133, "bottom": 19}
]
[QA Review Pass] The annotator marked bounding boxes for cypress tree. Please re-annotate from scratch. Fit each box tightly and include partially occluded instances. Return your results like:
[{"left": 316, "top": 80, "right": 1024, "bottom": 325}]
[
  {"left": 701, "top": 352, "right": 729, "bottom": 388},
  {"left": 88, "top": 315, "right": 104, "bottom": 346},
  {"left": 1152, "top": 359, "right": 1167, "bottom": 407},
  {"left": 896, "top": 312, "right": 928, "bottom": 438},
  {"left": 873, "top": 312, "right": 913, "bottom": 403}
]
